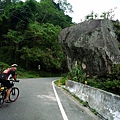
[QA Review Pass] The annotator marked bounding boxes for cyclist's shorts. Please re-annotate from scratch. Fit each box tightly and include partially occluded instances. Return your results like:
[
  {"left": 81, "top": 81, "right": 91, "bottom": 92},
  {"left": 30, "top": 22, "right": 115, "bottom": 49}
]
[{"left": 0, "top": 79, "right": 12, "bottom": 89}]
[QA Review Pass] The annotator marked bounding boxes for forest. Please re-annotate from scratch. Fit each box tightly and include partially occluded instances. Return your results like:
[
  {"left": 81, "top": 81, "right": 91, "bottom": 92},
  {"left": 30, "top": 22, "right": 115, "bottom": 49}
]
[{"left": 0, "top": 0, "right": 73, "bottom": 74}]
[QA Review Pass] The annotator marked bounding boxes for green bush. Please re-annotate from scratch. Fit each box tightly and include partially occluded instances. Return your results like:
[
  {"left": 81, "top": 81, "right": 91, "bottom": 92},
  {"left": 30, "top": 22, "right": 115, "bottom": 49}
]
[
  {"left": 65, "top": 63, "right": 120, "bottom": 95},
  {"left": 0, "top": 62, "right": 10, "bottom": 73},
  {"left": 67, "top": 64, "right": 85, "bottom": 83},
  {"left": 54, "top": 77, "right": 68, "bottom": 86},
  {"left": 82, "top": 101, "right": 88, "bottom": 107},
  {"left": 86, "top": 77, "right": 120, "bottom": 95}
]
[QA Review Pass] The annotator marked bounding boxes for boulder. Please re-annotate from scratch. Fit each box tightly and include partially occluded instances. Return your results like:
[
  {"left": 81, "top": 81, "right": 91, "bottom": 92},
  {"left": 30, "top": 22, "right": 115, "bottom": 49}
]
[{"left": 58, "top": 19, "right": 120, "bottom": 76}]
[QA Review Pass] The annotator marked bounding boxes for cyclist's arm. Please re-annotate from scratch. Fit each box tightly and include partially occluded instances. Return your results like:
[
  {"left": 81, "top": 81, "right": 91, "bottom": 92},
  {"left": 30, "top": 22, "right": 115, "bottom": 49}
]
[
  {"left": 13, "top": 75, "right": 17, "bottom": 81},
  {"left": 10, "top": 69, "right": 17, "bottom": 81}
]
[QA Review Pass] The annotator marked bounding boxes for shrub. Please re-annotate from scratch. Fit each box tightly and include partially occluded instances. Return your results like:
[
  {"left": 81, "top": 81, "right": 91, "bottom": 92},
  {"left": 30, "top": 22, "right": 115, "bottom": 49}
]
[{"left": 0, "top": 62, "right": 10, "bottom": 73}]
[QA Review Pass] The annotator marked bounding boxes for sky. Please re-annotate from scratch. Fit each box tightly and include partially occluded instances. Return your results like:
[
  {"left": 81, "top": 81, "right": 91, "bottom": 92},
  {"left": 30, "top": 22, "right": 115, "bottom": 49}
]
[{"left": 66, "top": 0, "right": 120, "bottom": 23}]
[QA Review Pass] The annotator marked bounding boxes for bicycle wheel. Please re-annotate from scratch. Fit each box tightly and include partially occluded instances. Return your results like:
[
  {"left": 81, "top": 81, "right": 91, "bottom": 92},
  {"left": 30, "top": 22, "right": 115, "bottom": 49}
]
[
  {"left": 0, "top": 93, "right": 4, "bottom": 108},
  {"left": 9, "top": 87, "right": 19, "bottom": 102}
]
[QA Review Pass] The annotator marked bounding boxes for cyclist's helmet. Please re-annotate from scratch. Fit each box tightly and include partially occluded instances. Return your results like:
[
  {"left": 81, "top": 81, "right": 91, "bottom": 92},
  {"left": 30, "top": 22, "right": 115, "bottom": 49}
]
[{"left": 11, "top": 64, "right": 18, "bottom": 67}]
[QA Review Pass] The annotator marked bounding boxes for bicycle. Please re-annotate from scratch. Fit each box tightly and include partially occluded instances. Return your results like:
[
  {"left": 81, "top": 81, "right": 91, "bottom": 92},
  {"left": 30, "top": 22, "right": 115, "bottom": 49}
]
[{"left": 0, "top": 80, "right": 20, "bottom": 108}]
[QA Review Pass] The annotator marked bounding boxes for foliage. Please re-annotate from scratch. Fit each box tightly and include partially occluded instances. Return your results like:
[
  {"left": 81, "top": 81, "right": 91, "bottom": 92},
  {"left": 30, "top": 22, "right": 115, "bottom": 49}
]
[
  {"left": 54, "top": 76, "right": 68, "bottom": 86},
  {"left": 17, "top": 69, "right": 39, "bottom": 78},
  {"left": 100, "top": 8, "right": 116, "bottom": 20},
  {"left": 0, "top": 61, "right": 61, "bottom": 78},
  {"left": 67, "top": 63, "right": 85, "bottom": 83},
  {"left": 0, "top": 62, "right": 37, "bottom": 78},
  {"left": 84, "top": 64, "right": 120, "bottom": 95},
  {"left": 85, "top": 8, "right": 117, "bottom": 21},
  {"left": 1, "top": 21, "right": 66, "bottom": 72},
  {"left": 82, "top": 101, "right": 88, "bottom": 107},
  {"left": 85, "top": 11, "right": 98, "bottom": 20},
  {"left": 20, "top": 23, "right": 65, "bottom": 72},
  {"left": 86, "top": 77, "right": 120, "bottom": 96},
  {"left": 37, "top": 0, "right": 73, "bottom": 28},
  {"left": 0, "top": 62, "right": 10, "bottom": 73},
  {"left": 53, "top": 0, "right": 73, "bottom": 13},
  {"left": 114, "top": 22, "right": 120, "bottom": 29},
  {"left": 114, "top": 21, "right": 120, "bottom": 43},
  {"left": 59, "top": 63, "right": 120, "bottom": 95},
  {"left": 0, "top": 0, "right": 73, "bottom": 74},
  {"left": 90, "top": 108, "right": 98, "bottom": 115}
]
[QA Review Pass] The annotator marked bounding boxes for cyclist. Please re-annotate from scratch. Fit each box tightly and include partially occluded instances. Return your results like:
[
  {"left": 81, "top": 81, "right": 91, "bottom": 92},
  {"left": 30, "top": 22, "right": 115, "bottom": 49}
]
[{"left": 0, "top": 64, "right": 18, "bottom": 103}]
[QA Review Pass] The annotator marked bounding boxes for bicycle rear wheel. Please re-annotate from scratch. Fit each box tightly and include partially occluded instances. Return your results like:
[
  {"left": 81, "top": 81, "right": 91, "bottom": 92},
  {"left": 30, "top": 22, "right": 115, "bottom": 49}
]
[
  {"left": 0, "top": 93, "right": 4, "bottom": 108},
  {"left": 9, "top": 87, "right": 19, "bottom": 102}
]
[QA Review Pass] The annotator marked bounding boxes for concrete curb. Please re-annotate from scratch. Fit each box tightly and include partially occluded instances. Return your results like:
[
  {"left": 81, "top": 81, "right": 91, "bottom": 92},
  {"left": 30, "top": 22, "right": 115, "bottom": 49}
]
[{"left": 65, "top": 80, "right": 120, "bottom": 120}]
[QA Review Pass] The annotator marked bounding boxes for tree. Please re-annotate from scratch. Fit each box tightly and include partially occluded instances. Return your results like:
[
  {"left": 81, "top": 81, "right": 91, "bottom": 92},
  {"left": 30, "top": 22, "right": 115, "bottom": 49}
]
[
  {"left": 100, "top": 8, "right": 116, "bottom": 20},
  {"left": 52, "top": 0, "right": 73, "bottom": 13},
  {"left": 85, "top": 7, "right": 117, "bottom": 21},
  {"left": 37, "top": 0, "right": 73, "bottom": 28},
  {"left": 0, "top": 0, "right": 72, "bottom": 72},
  {"left": 85, "top": 11, "right": 98, "bottom": 20},
  {"left": 2, "top": 29, "right": 24, "bottom": 63},
  {"left": 19, "top": 22, "right": 65, "bottom": 72}
]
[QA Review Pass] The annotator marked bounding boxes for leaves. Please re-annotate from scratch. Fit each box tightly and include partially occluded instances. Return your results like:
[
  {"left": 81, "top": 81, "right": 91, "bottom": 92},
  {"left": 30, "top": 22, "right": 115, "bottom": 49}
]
[{"left": 0, "top": 0, "right": 73, "bottom": 73}]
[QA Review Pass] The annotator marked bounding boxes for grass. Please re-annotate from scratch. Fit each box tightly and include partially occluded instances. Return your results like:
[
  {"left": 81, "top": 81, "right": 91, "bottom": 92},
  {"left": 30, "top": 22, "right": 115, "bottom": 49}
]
[
  {"left": 17, "top": 69, "right": 67, "bottom": 78},
  {"left": 16, "top": 70, "right": 39, "bottom": 78},
  {"left": 54, "top": 77, "right": 68, "bottom": 87},
  {"left": 55, "top": 78, "right": 102, "bottom": 118}
]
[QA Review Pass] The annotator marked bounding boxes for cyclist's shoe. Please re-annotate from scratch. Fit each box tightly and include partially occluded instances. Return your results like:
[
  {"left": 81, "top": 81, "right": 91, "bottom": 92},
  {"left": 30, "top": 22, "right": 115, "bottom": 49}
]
[{"left": 5, "top": 100, "right": 10, "bottom": 103}]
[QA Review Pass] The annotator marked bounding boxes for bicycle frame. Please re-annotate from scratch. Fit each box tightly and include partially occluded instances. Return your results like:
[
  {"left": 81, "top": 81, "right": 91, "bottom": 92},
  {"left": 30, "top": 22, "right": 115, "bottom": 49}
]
[
  {"left": 0, "top": 80, "right": 20, "bottom": 108},
  {"left": 0, "top": 86, "right": 7, "bottom": 108}
]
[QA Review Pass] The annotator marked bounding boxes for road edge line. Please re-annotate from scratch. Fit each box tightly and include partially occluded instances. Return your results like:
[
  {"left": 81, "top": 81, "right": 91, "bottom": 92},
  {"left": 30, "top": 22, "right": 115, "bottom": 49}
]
[{"left": 52, "top": 80, "right": 69, "bottom": 120}]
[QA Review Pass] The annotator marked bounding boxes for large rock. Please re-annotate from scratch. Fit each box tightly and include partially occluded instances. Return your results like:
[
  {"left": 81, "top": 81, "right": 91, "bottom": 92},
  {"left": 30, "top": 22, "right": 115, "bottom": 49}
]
[{"left": 58, "top": 19, "right": 120, "bottom": 76}]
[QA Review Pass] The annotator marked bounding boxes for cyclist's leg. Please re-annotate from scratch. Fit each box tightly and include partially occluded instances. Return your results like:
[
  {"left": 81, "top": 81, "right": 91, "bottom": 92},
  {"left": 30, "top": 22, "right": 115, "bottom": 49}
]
[
  {"left": 0, "top": 80, "right": 11, "bottom": 102},
  {"left": 6, "top": 88, "right": 11, "bottom": 101},
  {"left": 5, "top": 81, "right": 12, "bottom": 102}
]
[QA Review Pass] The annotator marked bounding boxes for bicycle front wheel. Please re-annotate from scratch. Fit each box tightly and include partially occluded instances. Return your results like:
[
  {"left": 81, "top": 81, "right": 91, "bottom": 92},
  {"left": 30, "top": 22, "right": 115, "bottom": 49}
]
[{"left": 9, "top": 87, "right": 19, "bottom": 102}]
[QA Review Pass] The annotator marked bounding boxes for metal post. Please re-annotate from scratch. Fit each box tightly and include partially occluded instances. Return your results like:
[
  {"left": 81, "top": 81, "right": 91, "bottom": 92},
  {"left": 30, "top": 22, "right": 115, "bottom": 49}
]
[{"left": 38, "top": 64, "right": 40, "bottom": 76}]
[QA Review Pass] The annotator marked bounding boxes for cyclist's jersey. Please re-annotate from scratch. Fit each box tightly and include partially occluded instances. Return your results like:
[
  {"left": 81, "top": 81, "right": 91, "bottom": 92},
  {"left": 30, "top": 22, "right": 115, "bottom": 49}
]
[{"left": 0, "top": 68, "right": 16, "bottom": 80}]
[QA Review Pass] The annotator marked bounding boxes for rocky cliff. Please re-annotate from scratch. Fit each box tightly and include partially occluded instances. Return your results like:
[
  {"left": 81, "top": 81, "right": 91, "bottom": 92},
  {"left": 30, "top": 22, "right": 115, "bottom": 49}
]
[{"left": 58, "top": 19, "right": 120, "bottom": 76}]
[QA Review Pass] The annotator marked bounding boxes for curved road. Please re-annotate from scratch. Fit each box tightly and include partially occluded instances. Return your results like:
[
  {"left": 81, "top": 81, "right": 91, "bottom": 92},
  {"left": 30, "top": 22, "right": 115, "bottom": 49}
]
[{"left": 0, "top": 78, "right": 101, "bottom": 120}]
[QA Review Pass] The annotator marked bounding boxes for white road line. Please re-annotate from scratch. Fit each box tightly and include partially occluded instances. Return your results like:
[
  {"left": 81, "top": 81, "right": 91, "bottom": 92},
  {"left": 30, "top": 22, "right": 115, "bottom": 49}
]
[{"left": 52, "top": 81, "right": 69, "bottom": 120}]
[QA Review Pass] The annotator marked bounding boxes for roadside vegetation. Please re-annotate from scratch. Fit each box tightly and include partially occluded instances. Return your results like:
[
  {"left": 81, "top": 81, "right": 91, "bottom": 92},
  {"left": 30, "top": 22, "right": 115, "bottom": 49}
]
[
  {"left": 0, "top": 0, "right": 72, "bottom": 75},
  {"left": 55, "top": 63, "right": 120, "bottom": 96}
]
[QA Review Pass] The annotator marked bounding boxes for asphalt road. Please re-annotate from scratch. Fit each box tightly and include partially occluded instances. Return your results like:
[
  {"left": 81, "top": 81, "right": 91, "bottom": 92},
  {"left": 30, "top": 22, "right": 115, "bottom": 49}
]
[{"left": 0, "top": 78, "right": 101, "bottom": 120}]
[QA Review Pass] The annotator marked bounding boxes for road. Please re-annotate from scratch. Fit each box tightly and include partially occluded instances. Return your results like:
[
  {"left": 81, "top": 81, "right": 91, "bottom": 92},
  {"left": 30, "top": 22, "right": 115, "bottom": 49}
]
[{"left": 0, "top": 78, "right": 101, "bottom": 120}]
